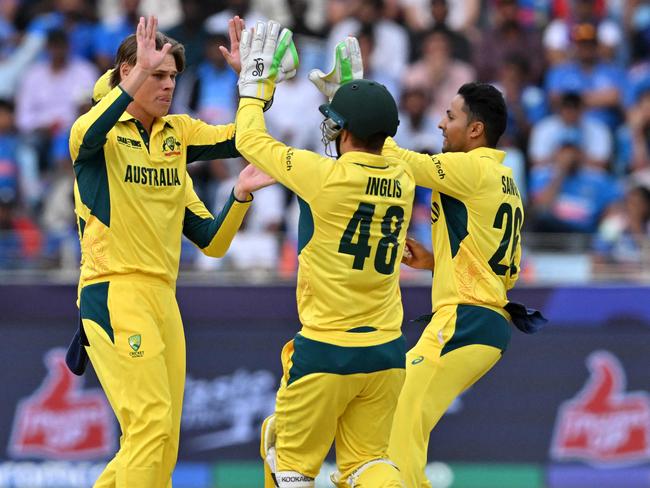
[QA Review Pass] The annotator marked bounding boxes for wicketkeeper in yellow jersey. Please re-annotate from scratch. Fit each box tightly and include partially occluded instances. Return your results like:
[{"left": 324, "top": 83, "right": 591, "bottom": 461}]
[
  {"left": 65, "top": 17, "right": 274, "bottom": 488},
  {"left": 226, "top": 19, "right": 414, "bottom": 488}
]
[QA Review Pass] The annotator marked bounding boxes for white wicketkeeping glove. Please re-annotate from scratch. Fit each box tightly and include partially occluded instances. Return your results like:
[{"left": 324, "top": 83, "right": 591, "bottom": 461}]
[
  {"left": 308, "top": 37, "right": 363, "bottom": 101},
  {"left": 238, "top": 20, "right": 299, "bottom": 103}
]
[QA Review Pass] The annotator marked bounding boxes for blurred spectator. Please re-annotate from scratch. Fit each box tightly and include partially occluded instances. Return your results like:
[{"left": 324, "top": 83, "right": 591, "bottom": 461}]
[
  {"left": 173, "top": 33, "right": 238, "bottom": 124},
  {"left": 0, "top": 190, "right": 41, "bottom": 269},
  {"left": 545, "top": 23, "right": 625, "bottom": 130},
  {"left": 15, "top": 29, "right": 97, "bottom": 172},
  {"left": 327, "top": 0, "right": 409, "bottom": 88},
  {"left": 543, "top": 0, "right": 623, "bottom": 64},
  {"left": 624, "top": 2, "right": 650, "bottom": 107},
  {"left": 0, "top": 11, "right": 46, "bottom": 100},
  {"left": 403, "top": 27, "right": 475, "bottom": 122},
  {"left": 139, "top": 0, "right": 181, "bottom": 29},
  {"left": 205, "top": 0, "right": 266, "bottom": 40},
  {"left": 285, "top": 0, "right": 328, "bottom": 38},
  {"left": 0, "top": 99, "right": 39, "bottom": 210},
  {"left": 401, "top": 0, "right": 481, "bottom": 34},
  {"left": 356, "top": 25, "right": 400, "bottom": 97},
  {"left": 593, "top": 183, "right": 650, "bottom": 266},
  {"left": 529, "top": 92, "right": 611, "bottom": 168},
  {"left": 393, "top": 85, "right": 442, "bottom": 153},
  {"left": 167, "top": 0, "right": 210, "bottom": 72},
  {"left": 616, "top": 87, "right": 650, "bottom": 175},
  {"left": 196, "top": 160, "right": 284, "bottom": 272},
  {"left": 265, "top": 75, "right": 323, "bottom": 152},
  {"left": 393, "top": 85, "right": 441, "bottom": 248},
  {"left": 530, "top": 135, "right": 623, "bottom": 233},
  {"left": 28, "top": 0, "right": 98, "bottom": 61},
  {"left": 406, "top": 0, "right": 472, "bottom": 62},
  {"left": 496, "top": 55, "right": 548, "bottom": 151},
  {"left": 94, "top": 0, "right": 139, "bottom": 72},
  {"left": 629, "top": 0, "right": 650, "bottom": 63},
  {"left": 474, "top": 0, "right": 544, "bottom": 84},
  {"left": 40, "top": 128, "right": 77, "bottom": 268}
]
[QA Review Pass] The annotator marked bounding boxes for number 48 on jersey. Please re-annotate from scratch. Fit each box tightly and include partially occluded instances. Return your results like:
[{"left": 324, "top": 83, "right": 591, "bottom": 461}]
[{"left": 338, "top": 202, "right": 405, "bottom": 275}]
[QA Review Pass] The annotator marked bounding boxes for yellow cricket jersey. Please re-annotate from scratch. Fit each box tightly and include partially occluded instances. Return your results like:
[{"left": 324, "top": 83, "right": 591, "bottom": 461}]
[
  {"left": 71, "top": 85, "right": 251, "bottom": 288},
  {"left": 384, "top": 138, "right": 523, "bottom": 317},
  {"left": 236, "top": 98, "right": 415, "bottom": 347}
]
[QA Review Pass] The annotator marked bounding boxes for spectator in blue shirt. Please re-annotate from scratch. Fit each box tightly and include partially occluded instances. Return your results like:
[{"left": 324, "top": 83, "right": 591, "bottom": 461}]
[
  {"left": 530, "top": 133, "right": 623, "bottom": 233},
  {"left": 616, "top": 87, "right": 650, "bottom": 175},
  {"left": 529, "top": 91, "right": 611, "bottom": 169},
  {"left": 28, "top": 0, "right": 98, "bottom": 61},
  {"left": 593, "top": 184, "right": 650, "bottom": 266},
  {"left": 94, "top": 0, "right": 139, "bottom": 71},
  {"left": 0, "top": 99, "right": 39, "bottom": 210},
  {"left": 173, "top": 33, "right": 237, "bottom": 125},
  {"left": 545, "top": 22, "right": 626, "bottom": 130}
]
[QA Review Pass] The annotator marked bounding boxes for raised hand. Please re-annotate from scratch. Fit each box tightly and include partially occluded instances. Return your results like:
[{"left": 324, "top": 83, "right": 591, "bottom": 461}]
[
  {"left": 234, "top": 163, "right": 276, "bottom": 201},
  {"left": 219, "top": 15, "right": 246, "bottom": 74},
  {"left": 309, "top": 37, "right": 363, "bottom": 100},
  {"left": 135, "top": 16, "right": 171, "bottom": 73},
  {"left": 238, "top": 20, "right": 298, "bottom": 103}
]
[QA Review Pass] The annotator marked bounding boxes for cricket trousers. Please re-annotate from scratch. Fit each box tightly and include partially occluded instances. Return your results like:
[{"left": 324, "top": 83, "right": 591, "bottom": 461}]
[
  {"left": 388, "top": 304, "right": 511, "bottom": 488},
  {"left": 80, "top": 277, "right": 185, "bottom": 488}
]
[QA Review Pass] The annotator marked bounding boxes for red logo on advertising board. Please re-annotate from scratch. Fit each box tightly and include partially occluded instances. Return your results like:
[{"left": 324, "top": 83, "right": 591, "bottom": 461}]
[
  {"left": 9, "top": 349, "right": 115, "bottom": 460},
  {"left": 551, "top": 350, "right": 650, "bottom": 465}
]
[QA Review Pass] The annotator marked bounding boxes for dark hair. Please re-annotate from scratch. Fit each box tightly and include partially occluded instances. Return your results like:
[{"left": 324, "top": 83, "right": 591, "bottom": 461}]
[
  {"left": 560, "top": 91, "right": 583, "bottom": 108},
  {"left": 110, "top": 32, "right": 185, "bottom": 88},
  {"left": 46, "top": 29, "right": 68, "bottom": 47},
  {"left": 348, "top": 132, "right": 388, "bottom": 152},
  {"left": 0, "top": 98, "right": 15, "bottom": 112},
  {"left": 457, "top": 82, "right": 507, "bottom": 148}
]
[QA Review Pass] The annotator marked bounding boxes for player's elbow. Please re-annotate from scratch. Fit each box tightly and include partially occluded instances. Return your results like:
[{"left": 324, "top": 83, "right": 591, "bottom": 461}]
[{"left": 200, "top": 244, "right": 227, "bottom": 258}]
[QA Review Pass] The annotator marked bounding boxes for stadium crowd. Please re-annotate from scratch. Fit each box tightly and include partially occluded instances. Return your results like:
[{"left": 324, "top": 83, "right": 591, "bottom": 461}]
[{"left": 0, "top": 0, "right": 649, "bottom": 274}]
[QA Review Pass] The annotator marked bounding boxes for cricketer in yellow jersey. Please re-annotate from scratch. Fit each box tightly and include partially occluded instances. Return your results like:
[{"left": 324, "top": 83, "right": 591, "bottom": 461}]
[
  {"left": 66, "top": 16, "right": 275, "bottom": 488},
  {"left": 228, "top": 20, "right": 413, "bottom": 487},
  {"left": 381, "top": 83, "right": 545, "bottom": 488}
]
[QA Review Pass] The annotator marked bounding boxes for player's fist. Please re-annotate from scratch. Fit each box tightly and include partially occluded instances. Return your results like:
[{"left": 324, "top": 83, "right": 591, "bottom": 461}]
[{"left": 402, "top": 237, "right": 434, "bottom": 271}]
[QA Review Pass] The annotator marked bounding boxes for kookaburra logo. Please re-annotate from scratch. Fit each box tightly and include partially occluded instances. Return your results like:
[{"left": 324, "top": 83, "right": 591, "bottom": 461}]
[{"left": 253, "top": 58, "right": 264, "bottom": 77}]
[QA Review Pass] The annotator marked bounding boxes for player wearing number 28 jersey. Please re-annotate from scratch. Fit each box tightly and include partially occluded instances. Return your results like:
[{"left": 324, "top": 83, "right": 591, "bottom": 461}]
[{"left": 382, "top": 83, "right": 527, "bottom": 488}]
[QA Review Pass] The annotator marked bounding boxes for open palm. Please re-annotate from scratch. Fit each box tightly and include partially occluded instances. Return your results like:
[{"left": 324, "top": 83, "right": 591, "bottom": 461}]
[
  {"left": 238, "top": 164, "right": 276, "bottom": 193},
  {"left": 135, "top": 16, "right": 171, "bottom": 72}
]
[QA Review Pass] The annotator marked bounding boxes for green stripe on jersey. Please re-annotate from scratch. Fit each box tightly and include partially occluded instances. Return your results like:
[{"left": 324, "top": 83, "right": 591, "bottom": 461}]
[
  {"left": 74, "top": 147, "right": 111, "bottom": 227},
  {"left": 297, "top": 197, "right": 314, "bottom": 255},
  {"left": 440, "top": 193, "right": 468, "bottom": 259},
  {"left": 287, "top": 334, "right": 405, "bottom": 385},
  {"left": 187, "top": 139, "right": 239, "bottom": 162},
  {"left": 80, "top": 281, "right": 113, "bottom": 343},
  {"left": 183, "top": 190, "right": 236, "bottom": 248},
  {"left": 441, "top": 304, "right": 511, "bottom": 356}
]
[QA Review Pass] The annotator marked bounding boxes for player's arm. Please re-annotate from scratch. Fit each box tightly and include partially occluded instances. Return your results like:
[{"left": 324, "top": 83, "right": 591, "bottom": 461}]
[
  {"left": 69, "top": 86, "right": 133, "bottom": 162},
  {"left": 182, "top": 169, "right": 259, "bottom": 258},
  {"left": 182, "top": 117, "right": 240, "bottom": 162},
  {"left": 383, "top": 137, "right": 481, "bottom": 199},
  {"left": 235, "top": 98, "right": 328, "bottom": 201}
]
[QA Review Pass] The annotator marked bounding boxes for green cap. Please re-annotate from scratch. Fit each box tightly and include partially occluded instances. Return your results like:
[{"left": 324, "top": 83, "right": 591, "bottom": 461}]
[{"left": 319, "top": 79, "right": 399, "bottom": 139}]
